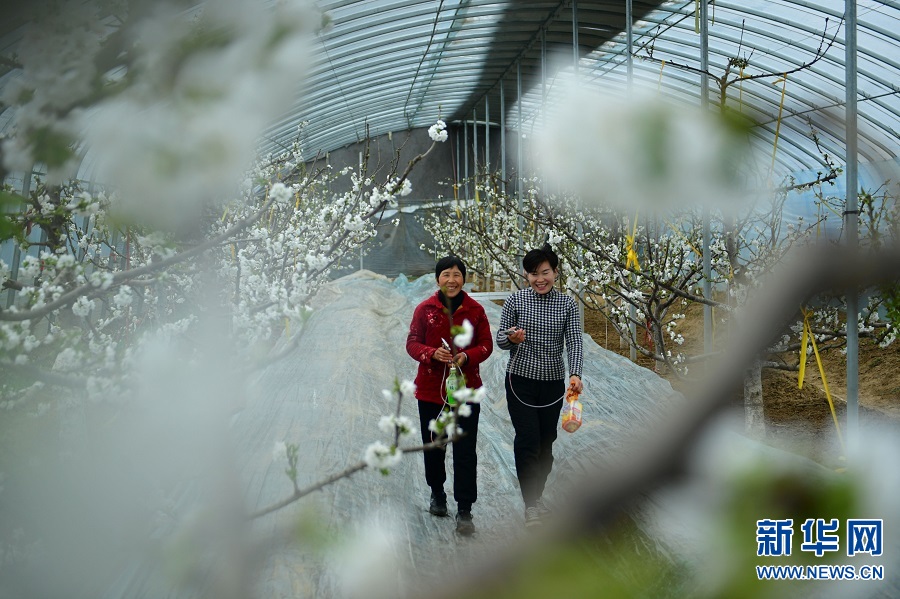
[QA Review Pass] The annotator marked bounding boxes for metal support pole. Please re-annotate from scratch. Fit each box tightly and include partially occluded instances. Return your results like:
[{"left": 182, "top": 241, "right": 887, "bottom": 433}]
[
  {"left": 485, "top": 96, "right": 490, "bottom": 176},
  {"left": 700, "top": 0, "right": 712, "bottom": 355},
  {"left": 501, "top": 80, "right": 506, "bottom": 196},
  {"left": 516, "top": 60, "right": 524, "bottom": 258},
  {"left": 626, "top": 0, "right": 636, "bottom": 357},
  {"left": 572, "top": 0, "right": 585, "bottom": 332},
  {"left": 845, "top": 0, "right": 859, "bottom": 451},
  {"left": 5, "top": 169, "right": 34, "bottom": 308},
  {"left": 473, "top": 107, "right": 478, "bottom": 189},
  {"left": 540, "top": 28, "right": 547, "bottom": 207},
  {"left": 572, "top": 0, "right": 579, "bottom": 73},
  {"left": 484, "top": 99, "right": 491, "bottom": 284},
  {"left": 626, "top": 0, "right": 633, "bottom": 85},
  {"left": 359, "top": 151, "right": 364, "bottom": 271},
  {"left": 455, "top": 128, "right": 460, "bottom": 199},
  {"left": 541, "top": 29, "right": 546, "bottom": 131},
  {"left": 464, "top": 118, "right": 469, "bottom": 201}
]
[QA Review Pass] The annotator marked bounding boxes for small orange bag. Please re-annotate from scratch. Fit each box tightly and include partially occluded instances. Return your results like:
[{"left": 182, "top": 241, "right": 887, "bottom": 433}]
[{"left": 561, "top": 388, "right": 583, "bottom": 433}]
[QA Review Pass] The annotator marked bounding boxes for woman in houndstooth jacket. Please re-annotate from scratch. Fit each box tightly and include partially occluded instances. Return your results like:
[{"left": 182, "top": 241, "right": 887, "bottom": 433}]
[{"left": 496, "top": 243, "right": 583, "bottom": 528}]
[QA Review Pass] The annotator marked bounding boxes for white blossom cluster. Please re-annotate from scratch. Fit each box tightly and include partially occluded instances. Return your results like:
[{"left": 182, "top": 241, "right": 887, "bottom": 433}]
[
  {"left": 209, "top": 145, "right": 398, "bottom": 350},
  {"left": 0, "top": 182, "right": 201, "bottom": 397},
  {"left": 0, "top": 0, "right": 326, "bottom": 403},
  {"left": 0, "top": 1, "right": 429, "bottom": 406},
  {"left": 363, "top": 441, "right": 402, "bottom": 471},
  {"left": 427, "top": 119, "right": 448, "bottom": 143}
]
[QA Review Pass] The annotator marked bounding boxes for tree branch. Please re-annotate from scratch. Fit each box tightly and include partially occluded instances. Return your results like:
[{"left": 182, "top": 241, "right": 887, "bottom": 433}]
[
  {"left": 427, "top": 241, "right": 900, "bottom": 599},
  {"left": 0, "top": 194, "right": 276, "bottom": 322}
]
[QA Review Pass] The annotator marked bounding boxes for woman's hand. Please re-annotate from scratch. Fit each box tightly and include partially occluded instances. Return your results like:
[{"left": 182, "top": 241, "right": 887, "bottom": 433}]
[
  {"left": 452, "top": 352, "right": 468, "bottom": 366},
  {"left": 507, "top": 328, "right": 525, "bottom": 344},
  {"left": 433, "top": 347, "right": 453, "bottom": 363},
  {"left": 568, "top": 375, "right": 583, "bottom": 394}
]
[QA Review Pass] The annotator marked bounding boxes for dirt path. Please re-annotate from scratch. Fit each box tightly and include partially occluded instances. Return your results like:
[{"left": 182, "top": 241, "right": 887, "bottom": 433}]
[{"left": 581, "top": 303, "right": 900, "bottom": 467}]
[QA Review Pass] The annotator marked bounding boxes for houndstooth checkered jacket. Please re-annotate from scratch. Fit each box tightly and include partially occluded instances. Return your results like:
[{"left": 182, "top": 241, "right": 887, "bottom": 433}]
[{"left": 496, "top": 287, "right": 583, "bottom": 381}]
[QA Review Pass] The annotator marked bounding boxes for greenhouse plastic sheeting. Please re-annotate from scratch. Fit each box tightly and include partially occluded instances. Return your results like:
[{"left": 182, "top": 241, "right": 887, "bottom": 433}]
[{"left": 233, "top": 270, "right": 680, "bottom": 597}]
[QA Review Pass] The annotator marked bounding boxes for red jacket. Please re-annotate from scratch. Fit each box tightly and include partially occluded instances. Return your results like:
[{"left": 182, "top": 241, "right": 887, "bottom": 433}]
[{"left": 406, "top": 291, "right": 493, "bottom": 404}]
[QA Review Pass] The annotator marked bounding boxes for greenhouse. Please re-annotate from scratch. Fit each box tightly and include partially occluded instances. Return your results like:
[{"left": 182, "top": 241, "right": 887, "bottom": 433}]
[{"left": 1, "top": 1, "right": 898, "bottom": 598}]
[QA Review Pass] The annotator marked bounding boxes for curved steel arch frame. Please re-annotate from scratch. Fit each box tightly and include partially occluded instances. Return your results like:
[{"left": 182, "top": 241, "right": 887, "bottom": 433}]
[{"left": 255, "top": 0, "right": 899, "bottom": 187}]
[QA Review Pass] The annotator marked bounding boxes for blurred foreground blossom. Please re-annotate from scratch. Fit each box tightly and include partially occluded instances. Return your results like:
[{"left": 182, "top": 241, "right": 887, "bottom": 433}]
[
  {"left": 378, "top": 415, "right": 415, "bottom": 438},
  {"left": 332, "top": 517, "right": 402, "bottom": 599},
  {"left": 399, "top": 379, "right": 417, "bottom": 398},
  {"left": 272, "top": 441, "right": 288, "bottom": 462},
  {"left": 81, "top": 0, "right": 318, "bottom": 229},
  {"left": 453, "top": 319, "right": 474, "bottom": 348},
  {"left": 443, "top": 387, "right": 485, "bottom": 406},
  {"left": 537, "top": 80, "right": 756, "bottom": 215},
  {"left": 648, "top": 413, "right": 898, "bottom": 598}
]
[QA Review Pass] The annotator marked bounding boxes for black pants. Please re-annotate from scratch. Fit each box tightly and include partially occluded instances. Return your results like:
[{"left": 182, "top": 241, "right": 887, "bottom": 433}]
[
  {"left": 417, "top": 400, "right": 481, "bottom": 511},
  {"left": 505, "top": 373, "right": 565, "bottom": 508}
]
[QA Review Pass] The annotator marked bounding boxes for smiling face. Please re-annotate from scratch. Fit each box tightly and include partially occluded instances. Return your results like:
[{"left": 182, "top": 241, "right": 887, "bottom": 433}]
[
  {"left": 526, "top": 260, "right": 557, "bottom": 294},
  {"left": 437, "top": 265, "right": 465, "bottom": 298}
]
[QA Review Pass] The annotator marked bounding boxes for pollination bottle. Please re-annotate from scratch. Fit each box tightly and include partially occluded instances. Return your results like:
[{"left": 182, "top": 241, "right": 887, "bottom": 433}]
[
  {"left": 445, "top": 364, "right": 462, "bottom": 405},
  {"left": 561, "top": 388, "right": 583, "bottom": 433}
]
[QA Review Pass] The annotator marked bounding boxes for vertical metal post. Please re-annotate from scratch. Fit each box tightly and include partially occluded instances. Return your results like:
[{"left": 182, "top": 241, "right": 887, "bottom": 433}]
[
  {"left": 501, "top": 80, "right": 506, "bottom": 196},
  {"left": 484, "top": 98, "right": 490, "bottom": 284},
  {"left": 845, "top": 0, "right": 859, "bottom": 451},
  {"left": 628, "top": 217, "right": 637, "bottom": 362},
  {"left": 473, "top": 106, "right": 479, "bottom": 189},
  {"left": 572, "top": 0, "right": 579, "bottom": 73},
  {"left": 517, "top": 60, "right": 524, "bottom": 258},
  {"left": 5, "top": 169, "right": 34, "bottom": 308},
  {"left": 541, "top": 29, "right": 546, "bottom": 131},
  {"left": 464, "top": 118, "right": 469, "bottom": 201},
  {"left": 455, "top": 127, "right": 461, "bottom": 202},
  {"left": 541, "top": 27, "right": 547, "bottom": 208},
  {"left": 626, "top": 0, "right": 633, "bottom": 85},
  {"left": 626, "top": 0, "right": 637, "bottom": 359},
  {"left": 700, "top": 0, "right": 712, "bottom": 356},
  {"left": 572, "top": 0, "right": 585, "bottom": 333},
  {"left": 485, "top": 96, "right": 490, "bottom": 176},
  {"left": 359, "top": 151, "right": 364, "bottom": 271}
]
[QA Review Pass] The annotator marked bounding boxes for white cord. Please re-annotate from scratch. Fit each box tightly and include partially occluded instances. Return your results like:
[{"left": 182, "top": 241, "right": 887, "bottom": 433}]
[
  {"left": 428, "top": 359, "right": 464, "bottom": 443},
  {"left": 506, "top": 337, "right": 566, "bottom": 409}
]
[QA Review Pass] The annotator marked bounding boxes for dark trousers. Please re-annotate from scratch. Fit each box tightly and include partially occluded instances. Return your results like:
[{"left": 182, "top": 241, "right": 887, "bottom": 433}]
[
  {"left": 417, "top": 400, "right": 481, "bottom": 511},
  {"left": 505, "top": 374, "right": 565, "bottom": 508}
]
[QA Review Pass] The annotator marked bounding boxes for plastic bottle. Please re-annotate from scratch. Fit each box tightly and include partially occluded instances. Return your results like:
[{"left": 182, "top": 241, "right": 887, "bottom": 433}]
[
  {"left": 445, "top": 364, "right": 462, "bottom": 405},
  {"left": 561, "top": 388, "right": 583, "bottom": 433}
]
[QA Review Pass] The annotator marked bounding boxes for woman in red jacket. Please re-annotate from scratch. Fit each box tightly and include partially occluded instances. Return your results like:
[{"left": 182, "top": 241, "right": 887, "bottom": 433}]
[{"left": 406, "top": 256, "right": 493, "bottom": 536}]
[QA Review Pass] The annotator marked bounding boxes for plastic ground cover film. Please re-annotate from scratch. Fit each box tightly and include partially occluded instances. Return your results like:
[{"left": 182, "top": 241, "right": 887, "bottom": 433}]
[
  {"left": 9, "top": 270, "right": 893, "bottom": 598},
  {"left": 235, "top": 270, "right": 681, "bottom": 597}
]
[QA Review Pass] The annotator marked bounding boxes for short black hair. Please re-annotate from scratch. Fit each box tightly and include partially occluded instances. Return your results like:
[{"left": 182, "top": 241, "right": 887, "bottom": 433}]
[
  {"left": 435, "top": 255, "right": 467, "bottom": 280},
  {"left": 523, "top": 243, "right": 559, "bottom": 273}
]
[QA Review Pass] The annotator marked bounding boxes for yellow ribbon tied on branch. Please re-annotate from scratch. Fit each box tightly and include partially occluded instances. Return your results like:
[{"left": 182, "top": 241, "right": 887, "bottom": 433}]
[
  {"left": 625, "top": 235, "right": 641, "bottom": 272},
  {"left": 625, "top": 214, "right": 641, "bottom": 272},
  {"left": 798, "top": 307, "right": 845, "bottom": 455}
]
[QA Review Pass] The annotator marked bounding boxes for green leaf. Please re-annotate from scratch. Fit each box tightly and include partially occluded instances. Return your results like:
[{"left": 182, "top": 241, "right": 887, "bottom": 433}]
[
  {"left": 0, "top": 214, "right": 20, "bottom": 241},
  {"left": 0, "top": 191, "right": 25, "bottom": 242},
  {"left": 0, "top": 214, "right": 22, "bottom": 241},
  {"left": 28, "top": 126, "right": 76, "bottom": 168},
  {"left": 0, "top": 190, "right": 26, "bottom": 207}
]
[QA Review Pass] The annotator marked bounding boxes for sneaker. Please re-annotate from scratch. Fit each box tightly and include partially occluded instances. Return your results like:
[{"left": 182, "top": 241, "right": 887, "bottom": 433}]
[
  {"left": 524, "top": 506, "right": 542, "bottom": 528},
  {"left": 535, "top": 497, "right": 552, "bottom": 519},
  {"left": 429, "top": 492, "right": 448, "bottom": 517},
  {"left": 456, "top": 510, "right": 475, "bottom": 536}
]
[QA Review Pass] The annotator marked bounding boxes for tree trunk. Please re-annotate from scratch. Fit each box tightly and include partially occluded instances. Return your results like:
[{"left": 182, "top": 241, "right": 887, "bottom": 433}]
[
  {"left": 652, "top": 320, "right": 666, "bottom": 374},
  {"left": 744, "top": 359, "right": 765, "bottom": 437}
]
